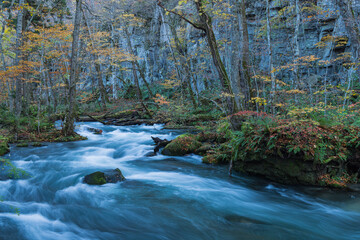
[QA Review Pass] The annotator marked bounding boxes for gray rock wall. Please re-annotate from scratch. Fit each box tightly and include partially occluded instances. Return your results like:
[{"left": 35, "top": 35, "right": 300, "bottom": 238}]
[{"left": 116, "top": 0, "right": 360, "bottom": 93}]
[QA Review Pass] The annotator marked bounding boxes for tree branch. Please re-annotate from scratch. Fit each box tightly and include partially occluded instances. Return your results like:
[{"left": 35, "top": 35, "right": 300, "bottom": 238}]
[{"left": 157, "top": 0, "right": 205, "bottom": 31}]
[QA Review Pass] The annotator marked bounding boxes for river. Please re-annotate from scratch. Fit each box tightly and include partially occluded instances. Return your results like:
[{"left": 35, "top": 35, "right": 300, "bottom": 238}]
[{"left": 0, "top": 122, "right": 360, "bottom": 240}]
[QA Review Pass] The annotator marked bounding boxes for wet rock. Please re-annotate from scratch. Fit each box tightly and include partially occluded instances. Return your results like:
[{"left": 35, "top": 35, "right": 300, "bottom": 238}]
[
  {"left": 84, "top": 168, "right": 126, "bottom": 185},
  {"left": 162, "top": 134, "right": 202, "bottom": 156},
  {"left": 145, "top": 152, "right": 157, "bottom": 157},
  {"left": 195, "top": 143, "right": 213, "bottom": 155},
  {"left": 234, "top": 156, "right": 321, "bottom": 186},
  {"left": 31, "top": 142, "right": 46, "bottom": 147},
  {"left": 87, "top": 127, "right": 103, "bottom": 135},
  {"left": 151, "top": 136, "right": 171, "bottom": 153},
  {"left": 0, "top": 138, "right": 9, "bottom": 156},
  {"left": 16, "top": 143, "right": 29, "bottom": 148},
  {"left": 348, "top": 184, "right": 360, "bottom": 192}
]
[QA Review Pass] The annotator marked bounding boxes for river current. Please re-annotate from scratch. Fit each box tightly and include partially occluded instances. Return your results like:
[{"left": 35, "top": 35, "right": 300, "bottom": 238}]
[{"left": 0, "top": 122, "right": 360, "bottom": 240}]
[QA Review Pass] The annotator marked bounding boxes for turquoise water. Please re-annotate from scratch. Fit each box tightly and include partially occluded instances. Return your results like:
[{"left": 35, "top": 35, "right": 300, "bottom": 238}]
[{"left": 0, "top": 122, "right": 360, "bottom": 240}]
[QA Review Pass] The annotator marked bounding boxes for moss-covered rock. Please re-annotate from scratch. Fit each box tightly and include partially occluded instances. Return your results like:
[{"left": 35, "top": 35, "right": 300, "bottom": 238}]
[
  {"left": 195, "top": 143, "right": 213, "bottom": 155},
  {"left": 84, "top": 171, "right": 106, "bottom": 185},
  {"left": 32, "top": 142, "right": 45, "bottom": 147},
  {"left": 202, "top": 149, "right": 231, "bottom": 164},
  {"left": 16, "top": 142, "right": 29, "bottom": 147},
  {"left": 0, "top": 136, "right": 9, "bottom": 156},
  {"left": 84, "top": 168, "right": 126, "bottom": 185},
  {"left": 233, "top": 156, "right": 321, "bottom": 185},
  {"left": 54, "top": 134, "right": 87, "bottom": 142},
  {"left": 162, "top": 134, "right": 202, "bottom": 156}
]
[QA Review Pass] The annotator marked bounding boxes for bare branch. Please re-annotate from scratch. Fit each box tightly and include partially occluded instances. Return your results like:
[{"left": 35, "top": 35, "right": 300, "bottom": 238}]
[{"left": 157, "top": 0, "right": 205, "bottom": 31}]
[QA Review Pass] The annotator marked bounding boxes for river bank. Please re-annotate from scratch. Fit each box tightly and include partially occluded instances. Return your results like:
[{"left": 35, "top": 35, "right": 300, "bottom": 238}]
[
  {"left": 1, "top": 122, "right": 360, "bottom": 240},
  {"left": 2, "top": 104, "right": 360, "bottom": 190}
]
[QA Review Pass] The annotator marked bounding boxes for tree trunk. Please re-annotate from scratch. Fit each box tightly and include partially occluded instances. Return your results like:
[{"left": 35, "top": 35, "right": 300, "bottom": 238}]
[
  {"left": 194, "top": 1, "right": 238, "bottom": 114},
  {"left": 240, "top": 0, "right": 253, "bottom": 108},
  {"left": 14, "top": 0, "right": 24, "bottom": 119},
  {"left": 95, "top": 63, "right": 107, "bottom": 111},
  {"left": 266, "top": 0, "right": 276, "bottom": 107},
  {"left": 123, "top": 26, "right": 154, "bottom": 99},
  {"left": 293, "top": 0, "right": 301, "bottom": 102},
  {"left": 63, "top": 0, "right": 82, "bottom": 136},
  {"left": 168, "top": 19, "right": 197, "bottom": 108}
]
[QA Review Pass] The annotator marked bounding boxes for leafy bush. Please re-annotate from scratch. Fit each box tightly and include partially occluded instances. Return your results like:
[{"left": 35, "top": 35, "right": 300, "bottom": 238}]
[{"left": 230, "top": 112, "right": 360, "bottom": 165}]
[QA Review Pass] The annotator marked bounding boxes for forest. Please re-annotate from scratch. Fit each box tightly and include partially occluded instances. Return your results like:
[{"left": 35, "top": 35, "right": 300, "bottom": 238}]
[{"left": 0, "top": 0, "right": 360, "bottom": 239}]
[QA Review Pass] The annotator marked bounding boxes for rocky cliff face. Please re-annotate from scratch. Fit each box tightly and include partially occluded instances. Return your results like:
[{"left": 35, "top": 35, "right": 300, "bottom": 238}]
[{"left": 125, "top": 0, "right": 360, "bottom": 93}]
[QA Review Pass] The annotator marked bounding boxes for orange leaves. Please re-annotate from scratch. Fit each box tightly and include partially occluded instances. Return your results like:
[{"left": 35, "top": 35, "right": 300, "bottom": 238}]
[
  {"left": 153, "top": 94, "right": 170, "bottom": 105},
  {"left": 0, "top": 60, "right": 40, "bottom": 80}
]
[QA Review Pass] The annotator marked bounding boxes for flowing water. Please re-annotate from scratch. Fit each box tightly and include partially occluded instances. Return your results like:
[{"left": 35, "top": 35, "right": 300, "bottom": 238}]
[{"left": 1, "top": 122, "right": 360, "bottom": 240}]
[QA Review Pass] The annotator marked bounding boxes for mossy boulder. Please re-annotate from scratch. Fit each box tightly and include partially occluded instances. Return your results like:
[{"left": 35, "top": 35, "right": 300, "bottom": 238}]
[
  {"left": 202, "top": 149, "right": 231, "bottom": 164},
  {"left": 162, "top": 134, "right": 202, "bottom": 156},
  {"left": 0, "top": 137, "right": 10, "bottom": 156},
  {"left": 54, "top": 134, "right": 87, "bottom": 142},
  {"left": 32, "top": 142, "right": 45, "bottom": 147},
  {"left": 233, "top": 156, "right": 328, "bottom": 186},
  {"left": 16, "top": 142, "right": 29, "bottom": 147},
  {"left": 84, "top": 168, "right": 126, "bottom": 185},
  {"left": 195, "top": 143, "right": 213, "bottom": 155},
  {"left": 195, "top": 131, "right": 226, "bottom": 143},
  {"left": 84, "top": 171, "right": 106, "bottom": 185}
]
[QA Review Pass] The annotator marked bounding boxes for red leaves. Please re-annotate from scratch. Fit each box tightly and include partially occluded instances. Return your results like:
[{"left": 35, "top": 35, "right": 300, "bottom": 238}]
[
  {"left": 319, "top": 174, "right": 350, "bottom": 188},
  {"left": 239, "top": 116, "right": 360, "bottom": 164}
]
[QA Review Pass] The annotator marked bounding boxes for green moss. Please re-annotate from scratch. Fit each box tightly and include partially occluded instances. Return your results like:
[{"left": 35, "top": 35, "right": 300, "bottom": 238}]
[
  {"left": 202, "top": 150, "right": 231, "bottom": 164},
  {"left": 84, "top": 171, "right": 106, "bottom": 185},
  {"left": 16, "top": 143, "right": 29, "bottom": 147},
  {"left": 195, "top": 143, "right": 213, "bottom": 155},
  {"left": 0, "top": 136, "right": 10, "bottom": 156},
  {"left": 54, "top": 134, "right": 87, "bottom": 142},
  {"left": 31, "top": 142, "right": 44, "bottom": 147},
  {"left": 109, "top": 110, "right": 138, "bottom": 119},
  {"left": 162, "top": 134, "right": 202, "bottom": 156}
]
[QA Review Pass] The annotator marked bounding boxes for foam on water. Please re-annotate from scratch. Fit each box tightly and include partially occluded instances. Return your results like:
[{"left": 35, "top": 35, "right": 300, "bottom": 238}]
[{"left": 2, "top": 122, "right": 360, "bottom": 240}]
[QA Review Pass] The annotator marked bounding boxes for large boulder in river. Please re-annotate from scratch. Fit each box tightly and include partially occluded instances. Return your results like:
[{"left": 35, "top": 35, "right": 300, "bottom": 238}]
[
  {"left": 162, "top": 134, "right": 202, "bottom": 156},
  {"left": 84, "top": 168, "right": 125, "bottom": 185}
]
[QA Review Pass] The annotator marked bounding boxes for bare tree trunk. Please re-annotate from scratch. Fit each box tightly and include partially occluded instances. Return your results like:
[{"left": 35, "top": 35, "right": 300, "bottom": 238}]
[
  {"left": 137, "top": 64, "right": 154, "bottom": 99},
  {"left": 266, "top": 0, "right": 276, "bottom": 107},
  {"left": 240, "top": 0, "right": 253, "bottom": 107},
  {"left": 194, "top": 1, "right": 238, "bottom": 114},
  {"left": 0, "top": 0, "right": 15, "bottom": 111},
  {"left": 293, "top": 0, "right": 301, "bottom": 103},
  {"left": 95, "top": 63, "right": 107, "bottom": 111},
  {"left": 14, "top": 0, "right": 24, "bottom": 118},
  {"left": 157, "top": 0, "right": 239, "bottom": 114},
  {"left": 82, "top": 9, "right": 107, "bottom": 111},
  {"left": 63, "top": 0, "right": 82, "bottom": 136},
  {"left": 123, "top": 26, "right": 154, "bottom": 99},
  {"left": 168, "top": 19, "right": 197, "bottom": 108}
]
